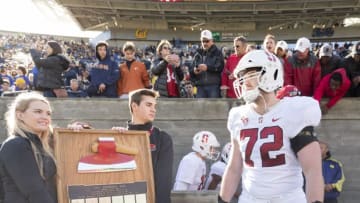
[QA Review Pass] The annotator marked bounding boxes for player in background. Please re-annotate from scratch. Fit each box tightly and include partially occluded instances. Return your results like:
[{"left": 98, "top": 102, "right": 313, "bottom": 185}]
[
  {"left": 206, "top": 142, "right": 231, "bottom": 190},
  {"left": 173, "top": 131, "right": 220, "bottom": 191},
  {"left": 219, "top": 50, "right": 324, "bottom": 203}
]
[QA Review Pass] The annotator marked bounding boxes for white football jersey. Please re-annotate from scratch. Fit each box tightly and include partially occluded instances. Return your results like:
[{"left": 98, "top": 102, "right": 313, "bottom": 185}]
[
  {"left": 205, "top": 160, "right": 226, "bottom": 190},
  {"left": 227, "top": 96, "right": 321, "bottom": 198},
  {"left": 173, "top": 152, "right": 206, "bottom": 191}
]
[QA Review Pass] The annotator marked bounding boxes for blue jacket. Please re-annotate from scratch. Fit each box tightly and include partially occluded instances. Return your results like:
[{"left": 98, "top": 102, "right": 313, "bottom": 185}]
[
  {"left": 323, "top": 155, "right": 345, "bottom": 200},
  {"left": 87, "top": 49, "right": 119, "bottom": 97}
]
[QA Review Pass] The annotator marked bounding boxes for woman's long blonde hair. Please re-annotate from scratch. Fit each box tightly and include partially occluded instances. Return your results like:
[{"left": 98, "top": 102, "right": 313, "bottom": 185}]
[{"left": 4, "top": 92, "right": 56, "bottom": 179}]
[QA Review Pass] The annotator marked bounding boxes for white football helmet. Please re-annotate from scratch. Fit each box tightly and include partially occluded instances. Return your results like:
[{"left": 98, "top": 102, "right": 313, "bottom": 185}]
[
  {"left": 192, "top": 131, "right": 220, "bottom": 160},
  {"left": 233, "top": 50, "right": 284, "bottom": 103},
  {"left": 221, "top": 142, "right": 232, "bottom": 164}
]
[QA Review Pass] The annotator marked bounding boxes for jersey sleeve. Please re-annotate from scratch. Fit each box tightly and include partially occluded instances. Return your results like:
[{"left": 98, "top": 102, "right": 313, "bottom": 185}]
[
  {"left": 286, "top": 97, "right": 322, "bottom": 139},
  {"left": 175, "top": 155, "right": 200, "bottom": 185},
  {"left": 227, "top": 107, "right": 242, "bottom": 140}
]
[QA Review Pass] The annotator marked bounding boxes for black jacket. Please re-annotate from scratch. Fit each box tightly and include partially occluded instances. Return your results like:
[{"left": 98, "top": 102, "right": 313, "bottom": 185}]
[
  {"left": 30, "top": 49, "right": 70, "bottom": 90},
  {"left": 151, "top": 57, "right": 184, "bottom": 97},
  {"left": 190, "top": 44, "right": 224, "bottom": 86},
  {"left": 0, "top": 132, "right": 57, "bottom": 203},
  {"left": 127, "top": 122, "right": 173, "bottom": 203}
]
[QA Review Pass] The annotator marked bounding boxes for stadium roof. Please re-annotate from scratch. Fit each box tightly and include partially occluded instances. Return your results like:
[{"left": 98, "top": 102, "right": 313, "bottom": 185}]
[{"left": 54, "top": 0, "right": 360, "bottom": 31}]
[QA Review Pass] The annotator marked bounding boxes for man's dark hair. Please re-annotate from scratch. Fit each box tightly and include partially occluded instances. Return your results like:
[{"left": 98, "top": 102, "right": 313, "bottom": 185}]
[
  {"left": 129, "top": 89, "right": 159, "bottom": 113},
  {"left": 330, "top": 72, "right": 342, "bottom": 84}
]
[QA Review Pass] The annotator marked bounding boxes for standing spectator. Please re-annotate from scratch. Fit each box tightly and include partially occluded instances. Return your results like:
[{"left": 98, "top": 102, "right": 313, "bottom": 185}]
[
  {"left": 173, "top": 131, "right": 220, "bottom": 191},
  {"left": 263, "top": 34, "right": 276, "bottom": 54},
  {"left": 87, "top": 41, "right": 119, "bottom": 98},
  {"left": 0, "top": 67, "right": 13, "bottom": 87},
  {"left": 275, "top": 40, "right": 289, "bottom": 66},
  {"left": 205, "top": 142, "right": 231, "bottom": 190},
  {"left": 30, "top": 40, "right": 70, "bottom": 97},
  {"left": 313, "top": 68, "right": 351, "bottom": 115},
  {"left": 221, "top": 36, "right": 247, "bottom": 98},
  {"left": 319, "top": 141, "right": 345, "bottom": 203},
  {"left": 342, "top": 41, "right": 360, "bottom": 96},
  {"left": 219, "top": 50, "right": 323, "bottom": 203},
  {"left": 190, "top": 30, "right": 224, "bottom": 98},
  {"left": 117, "top": 42, "right": 151, "bottom": 99},
  {"left": 151, "top": 40, "right": 183, "bottom": 97},
  {"left": 0, "top": 92, "right": 57, "bottom": 202},
  {"left": 284, "top": 37, "right": 321, "bottom": 96},
  {"left": 319, "top": 44, "right": 342, "bottom": 78}
]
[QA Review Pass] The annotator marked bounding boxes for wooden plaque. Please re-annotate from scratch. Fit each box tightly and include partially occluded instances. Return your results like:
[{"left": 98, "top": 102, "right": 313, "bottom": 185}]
[{"left": 54, "top": 129, "right": 155, "bottom": 203}]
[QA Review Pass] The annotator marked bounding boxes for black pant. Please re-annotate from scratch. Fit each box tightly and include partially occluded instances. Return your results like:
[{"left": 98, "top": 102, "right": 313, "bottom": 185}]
[{"left": 324, "top": 198, "right": 338, "bottom": 203}]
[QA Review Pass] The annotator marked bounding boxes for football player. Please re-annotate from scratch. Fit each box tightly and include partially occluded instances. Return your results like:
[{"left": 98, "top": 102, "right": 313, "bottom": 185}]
[
  {"left": 205, "top": 142, "right": 231, "bottom": 190},
  {"left": 219, "top": 50, "right": 324, "bottom": 203},
  {"left": 173, "top": 131, "right": 220, "bottom": 191}
]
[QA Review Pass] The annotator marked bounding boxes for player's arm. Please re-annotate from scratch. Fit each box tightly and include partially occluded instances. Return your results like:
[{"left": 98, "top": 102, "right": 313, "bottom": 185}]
[
  {"left": 219, "top": 137, "right": 242, "bottom": 202},
  {"left": 291, "top": 126, "right": 324, "bottom": 203},
  {"left": 207, "top": 174, "right": 222, "bottom": 190}
]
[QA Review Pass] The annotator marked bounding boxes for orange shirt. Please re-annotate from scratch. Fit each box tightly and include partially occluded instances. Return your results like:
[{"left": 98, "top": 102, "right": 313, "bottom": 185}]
[{"left": 117, "top": 60, "right": 150, "bottom": 96}]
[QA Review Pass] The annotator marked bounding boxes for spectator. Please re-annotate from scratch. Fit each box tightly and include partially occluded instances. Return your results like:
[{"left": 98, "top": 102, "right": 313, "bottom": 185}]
[
  {"left": 0, "top": 92, "right": 57, "bottom": 202},
  {"left": 221, "top": 36, "right": 247, "bottom": 98},
  {"left": 0, "top": 78, "right": 11, "bottom": 95},
  {"left": 263, "top": 34, "right": 276, "bottom": 54},
  {"left": 190, "top": 30, "right": 224, "bottom": 98},
  {"left": 319, "top": 141, "right": 345, "bottom": 203},
  {"left": 313, "top": 68, "right": 351, "bottom": 115},
  {"left": 205, "top": 142, "right": 231, "bottom": 190},
  {"left": 117, "top": 42, "right": 151, "bottom": 99},
  {"left": 30, "top": 40, "right": 70, "bottom": 97},
  {"left": 319, "top": 44, "right": 342, "bottom": 78},
  {"left": 14, "top": 78, "right": 27, "bottom": 91},
  {"left": 15, "top": 66, "right": 30, "bottom": 89},
  {"left": 1, "top": 67, "right": 14, "bottom": 87},
  {"left": 179, "top": 80, "right": 195, "bottom": 98},
  {"left": 87, "top": 41, "right": 119, "bottom": 98},
  {"left": 275, "top": 40, "right": 289, "bottom": 66},
  {"left": 151, "top": 40, "right": 183, "bottom": 97},
  {"left": 66, "top": 79, "right": 88, "bottom": 98},
  {"left": 342, "top": 41, "right": 360, "bottom": 96},
  {"left": 284, "top": 37, "right": 321, "bottom": 96},
  {"left": 173, "top": 131, "right": 220, "bottom": 191}
]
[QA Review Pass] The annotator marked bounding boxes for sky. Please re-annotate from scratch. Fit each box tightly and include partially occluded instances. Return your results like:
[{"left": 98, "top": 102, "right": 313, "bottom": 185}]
[{"left": 0, "top": 0, "right": 101, "bottom": 38}]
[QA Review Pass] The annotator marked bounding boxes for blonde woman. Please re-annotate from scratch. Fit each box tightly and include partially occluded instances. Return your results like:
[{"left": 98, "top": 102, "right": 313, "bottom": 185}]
[{"left": 0, "top": 92, "right": 57, "bottom": 203}]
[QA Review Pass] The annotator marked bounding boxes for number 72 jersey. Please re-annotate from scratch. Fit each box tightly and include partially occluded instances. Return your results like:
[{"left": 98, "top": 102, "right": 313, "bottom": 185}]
[{"left": 227, "top": 96, "right": 321, "bottom": 198}]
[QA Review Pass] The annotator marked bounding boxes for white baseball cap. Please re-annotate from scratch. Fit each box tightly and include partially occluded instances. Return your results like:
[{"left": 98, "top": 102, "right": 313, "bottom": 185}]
[
  {"left": 295, "top": 37, "right": 311, "bottom": 52},
  {"left": 275, "top": 40, "right": 288, "bottom": 52},
  {"left": 319, "top": 44, "right": 333, "bottom": 58},
  {"left": 201, "top": 30, "right": 213, "bottom": 40}
]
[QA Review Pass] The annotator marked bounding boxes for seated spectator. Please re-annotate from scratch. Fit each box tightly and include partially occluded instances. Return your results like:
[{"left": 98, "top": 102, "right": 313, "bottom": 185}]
[
  {"left": 179, "top": 80, "right": 195, "bottom": 98},
  {"left": 342, "top": 41, "right": 360, "bottom": 97},
  {"left": 319, "top": 44, "right": 342, "bottom": 78},
  {"left": 14, "top": 78, "right": 28, "bottom": 91},
  {"left": 66, "top": 79, "right": 88, "bottom": 98},
  {"left": 313, "top": 68, "right": 351, "bottom": 115},
  {"left": 319, "top": 141, "right": 345, "bottom": 203},
  {"left": 87, "top": 41, "right": 119, "bottom": 98},
  {"left": 15, "top": 66, "right": 31, "bottom": 89},
  {"left": 117, "top": 41, "right": 151, "bottom": 99},
  {"left": 0, "top": 67, "right": 13, "bottom": 87},
  {"left": 151, "top": 40, "right": 183, "bottom": 98},
  {"left": 173, "top": 131, "right": 220, "bottom": 191},
  {"left": 0, "top": 78, "right": 11, "bottom": 95}
]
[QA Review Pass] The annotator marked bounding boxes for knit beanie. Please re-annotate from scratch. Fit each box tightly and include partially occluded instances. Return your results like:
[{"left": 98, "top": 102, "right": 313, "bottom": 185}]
[{"left": 47, "top": 41, "right": 62, "bottom": 55}]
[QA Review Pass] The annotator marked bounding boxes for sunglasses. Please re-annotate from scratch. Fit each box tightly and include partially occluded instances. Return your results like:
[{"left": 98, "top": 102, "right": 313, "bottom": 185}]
[
  {"left": 202, "top": 40, "right": 210, "bottom": 43},
  {"left": 234, "top": 45, "right": 241, "bottom": 48}
]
